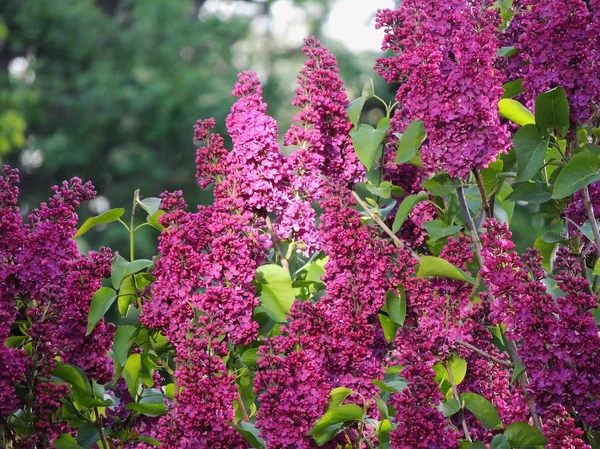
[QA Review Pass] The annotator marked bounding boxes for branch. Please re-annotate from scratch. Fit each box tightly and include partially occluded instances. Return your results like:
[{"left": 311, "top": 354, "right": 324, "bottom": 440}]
[
  {"left": 455, "top": 340, "right": 514, "bottom": 368},
  {"left": 351, "top": 191, "right": 420, "bottom": 260},
  {"left": 446, "top": 361, "right": 472, "bottom": 442},
  {"left": 456, "top": 185, "right": 543, "bottom": 431},
  {"left": 236, "top": 391, "right": 250, "bottom": 423},
  {"left": 473, "top": 169, "right": 492, "bottom": 220},
  {"left": 265, "top": 215, "right": 290, "bottom": 274}
]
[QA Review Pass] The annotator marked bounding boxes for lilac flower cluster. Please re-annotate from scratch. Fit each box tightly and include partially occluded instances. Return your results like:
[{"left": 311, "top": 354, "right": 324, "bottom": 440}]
[
  {"left": 512, "top": 0, "right": 600, "bottom": 124},
  {"left": 481, "top": 220, "right": 600, "bottom": 435},
  {"left": 375, "top": 0, "right": 511, "bottom": 178},
  {"left": 0, "top": 166, "right": 115, "bottom": 446}
]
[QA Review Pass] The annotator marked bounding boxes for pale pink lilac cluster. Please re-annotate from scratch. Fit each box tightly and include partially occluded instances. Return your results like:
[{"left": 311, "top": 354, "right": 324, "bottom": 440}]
[{"left": 375, "top": 0, "right": 511, "bottom": 178}]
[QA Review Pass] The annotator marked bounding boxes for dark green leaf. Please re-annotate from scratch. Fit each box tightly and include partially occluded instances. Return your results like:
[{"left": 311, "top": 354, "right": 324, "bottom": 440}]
[
  {"left": 490, "top": 435, "right": 510, "bottom": 449},
  {"left": 535, "top": 87, "right": 569, "bottom": 137},
  {"left": 498, "top": 99, "right": 535, "bottom": 126},
  {"left": 76, "top": 423, "right": 99, "bottom": 449},
  {"left": 111, "top": 254, "right": 129, "bottom": 289},
  {"left": 52, "top": 363, "right": 91, "bottom": 393},
  {"left": 422, "top": 220, "right": 462, "bottom": 243},
  {"left": 504, "top": 422, "right": 547, "bottom": 447},
  {"left": 394, "top": 120, "right": 426, "bottom": 164},
  {"left": 378, "top": 314, "right": 399, "bottom": 343},
  {"left": 347, "top": 97, "right": 367, "bottom": 127},
  {"left": 391, "top": 191, "right": 429, "bottom": 233},
  {"left": 86, "top": 287, "right": 117, "bottom": 336},
  {"left": 514, "top": 124, "right": 549, "bottom": 182},
  {"left": 230, "top": 421, "right": 266, "bottom": 449},
  {"left": 372, "top": 379, "right": 408, "bottom": 393},
  {"left": 497, "top": 46, "right": 516, "bottom": 58},
  {"left": 74, "top": 208, "right": 125, "bottom": 239},
  {"left": 541, "top": 231, "right": 568, "bottom": 244},
  {"left": 460, "top": 392, "right": 503, "bottom": 430},
  {"left": 552, "top": 151, "right": 600, "bottom": 199},
  {"left": 416, "top": 256, "right": 475, "bottom": 283},
  {"left": 422, "top": 174, "right": 457, "bottom": 196},
  {"left": 118, "top": 276, "right": 138, "bottom": 316},
  {"left": 350, "top": 118, "right": 390, "bottom": 170},
  {"left": 385, "top": 288, "right": 406, "bottom": 326},
  {"left": 506, "top": 181, "right": 552, "bottom": 204},
  {"left": 367, "top": 181, "right": 393, "bottom": 199},
  {"left": 534, "top": 236, "right": 557, "bottom": 272},
  {"left": 502, "top": 79, "right": 525, "bottom": 99}
]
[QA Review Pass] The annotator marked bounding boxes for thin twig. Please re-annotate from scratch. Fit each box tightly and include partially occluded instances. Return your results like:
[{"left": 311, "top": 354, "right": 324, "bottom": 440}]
[
  {"left": 456, "top": 340, "right": 514, "bottom": 368},
  {"left": 446, "top": 361, "right": 472, "bottom": 442},
  {"left": 456, "top": 185, "right": 543, "bottom": 431},
  {"left": 582, "top": 185, "right": 600, "bottom": 259},
  {"left": 265, "top": 215, "right": 290, "bottom": 274},
  {"left": 95, "top": 409, "right": 111, "bottom": 449},
  {"left": 236, "top": 391, "right": 250, "bottom": 422},
  {"left": 473, "top": 169, "right": 492, "bottom": 220},
  {"left": 351, "top": 191, "right": 420, "bottom": 259}
]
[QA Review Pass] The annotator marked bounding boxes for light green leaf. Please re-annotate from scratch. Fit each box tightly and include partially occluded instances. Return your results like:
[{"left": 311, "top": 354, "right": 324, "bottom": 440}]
[
  {"left": 111, "top": 254, "right": 129, "bottom": 290},
  {"left": 366, "top": 181, "right": 393, "bottom": 199},
  {"left": 255, "top": 264, "right": 295, "bottom": 323},
  {"left": 497, "top": 46, "right": 516, "bottom": 58},
  {"left": 372, "top": 379, "right": 408, "bottom": 393},
  {"left": 347, "top": 97, "right": 367, "bottom": 127},
  {"left": 118, "top": 276, "right": 138, "bottom": 316},
  {"left": 137, "top": 437, "right": 162, "bottom": 447},
  {"left": 514, "top": 124, "right": 549, "bottom": 182},
  {"left": 502, "top": 79, "right": 525, "bottom": 99},
  {"left": 422, "top": 174, "right": 457, "bottom": 196},
  {"left": 415, "top": 256, "right": 474, "bottom": 283},
  {"left": 74, "top": 208, "right": 125, "bottom": 239},
  {"left": 309, "top": 404, "right": 363, "bottom": 435},
  {"left": 137, "top": 197, "right": 162, "bottom": 216},
  {"left": 535, "top": 87, "right": 569, "bottom": 137},
  {"left": 422, "top": 220, "right": 462, "bottom": 243},
  {"left": 385, "top": 288, "right": 406, "bottom": 326},
  {"left": 328, "top": 387, "right": 353, "bottom": 409},
  {"left": 113, "top": 325, "right": 138, "bottom": 367},
  {"left": 498, "top": 99, "right": 535, "bottom": 126},
  {"left": 394, "top": 120, "right": 426, "bottom": 164},
  {"left": 460, "top": 392, "right": 503, "bottom": 430},
  {"left": 448, "top": 354, "right": 467, "bottom": 385},
  {"left": 54, "top": 434, "right": 84, "bottom": 449},
  {"left": 552, "top": 151, "right": 600, "bottom": 199},
  {"left": 439, "top": 398, "right": 461, "bottom": 417},
  {"left": 504, "top": 422, "right": 547, "bottom": 447},
  {"left": 362, "top": 79, "right": 375, "bottom": 98},
  {"left": 241, "top": 348, "right": 259, "bottom": 367},
  {"left": 350, "top": 118, "right": 390, "bottom": 170},
  {"left": 391, "top": 191, "right": 429, "bottom": 233},
  {"left": 123, "top": 353, "right": 142, "bottom": 398},
  {"left": 125, "top": 402, "right": 166, "bottom": 417},
  {"left": 86, "top": 287, "right": 117, "bottom": 336}
]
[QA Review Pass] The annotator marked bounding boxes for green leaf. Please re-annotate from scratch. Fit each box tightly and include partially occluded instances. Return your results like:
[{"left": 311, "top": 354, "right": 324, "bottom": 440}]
[
  {"left": 74, "top": 208, "right": 125, "bottom": 239},
  {"left": 422, "top": 220, "right": 462, "bottom": 243},
  {"left": 118, "top": 276, "right": 138, "bottom": 316},
  {"left": 111, "top": 254, "right": 129, "bottom": 290},
  {"left": 350, "top": 118, "right": 390, "bottom": 170},
  {"left": 422, "top": 174, "right": 457, "bottom": 196},
  {"left": 394, "top": 120, "right": 426, "bottom": 164},
  {"left": 552, "top": 151, "right": 600, "bottom": 199},
  {"left": 504, "top": 422, "right": 547, "bottom": 447},
  {"left": 506, "top": 181, "right": 552, "bottom": 204},
  {"left": 439, "top": 398, "right": 461, "bottom": 417},
  {"left": 241, "top": 348, "right": 259, "bottom": 367},
  {"left": 534, "top": 236, "right": 557, "bottom": 272},
  {"left": 502, "top": 79, "right": 525, "bottom": 99},
  {"left": 123, "top": 353, "right": 142, "bottom": 398},
  {"left": 514, "top": 124, "right": 549, "bottom": 182},
  {"left": 309, "top": 404, "right": 363, "bottom": 435},
  {"left": 497, "top": 46, "right": 516, "bottom": 58},
  {"left": 230, "top": 421, "right": 266, "bottom": 449},
  {"left": 362, "top": 79, "right": 375, "bottom": 98},
  {"left": 498, "top": 99, "right": 535, "bottom": 126},
  {"left": 448, "top": 354, "right": 467, "bottom": 385},
  {"left": 347, "top": 97, "right": 367, "bottom": 127},
  {"left": 328, "top": 387, "right": 353, "bottom": 409},
  {"left": 460, "top": 392, "right": 503, "bottom": 430},
  {"left": 535, "top": 87, "right": 569, "bottom": 137},
  {"left": 391, "top": 191, "right": 429, "bottom": 233},
  {"left": 86, "top": 287, "right": 117, "bottom": 336},
  {"left": 378, "top": 314, "right": 399, "bottom": 343},
  {"left": 52, "top": 363, "right": 91, "bottom": 393},
  {"left": 541, "top": 231, "right": 569, "bottom": 244},
  {"left": 385, "top": 288, "right": 406, "bottom": 326},
  {"left": 255, "top": 264, "right": 295, "bottom": 323},
  {"left": 113, "top": 325, "right": 138, "bottom": 367},
  {"left": 137, "top": 436, "right": 162, "bottom": 447},
  {"left": 366, "top": 181, "right": 393, "bottom": 199},
  {"left": 76, "top": 423, "right": 99, "bottom": 449},
  {"left": 490, "top": 435, "right": 510, "bottom": 449},
  {"left": 125, "top": 402, "right": 166, "bottom": 417},
  {"left": 372, "top": 379, "right": 408, "bottom": 393},
  {"left": 415, "top": 256, "right": 474, "bottom": 283},
  {"left": 54, "top": 434, "right": 84, "bottom": 449}
]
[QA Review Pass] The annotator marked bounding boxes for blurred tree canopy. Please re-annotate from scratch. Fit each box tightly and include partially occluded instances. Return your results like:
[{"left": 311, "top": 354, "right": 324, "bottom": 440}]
[{"left": 1, "top": 0, "right": 381, "bottom": 256}]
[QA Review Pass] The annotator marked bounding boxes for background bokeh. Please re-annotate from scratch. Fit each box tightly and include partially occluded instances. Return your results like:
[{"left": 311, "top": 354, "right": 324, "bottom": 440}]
[{"left": 0, "top": 0, "right": 544, "bottom": 257}]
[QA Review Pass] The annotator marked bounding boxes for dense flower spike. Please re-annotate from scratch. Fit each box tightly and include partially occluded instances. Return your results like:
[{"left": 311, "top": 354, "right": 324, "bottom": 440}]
[
  {"left": 481, "top": 220, "right": 600, "bottom": 431},
  {"left": 375, "top": 0, "right": 511, "bottom": 178},
  {"left": 512, "top": 0, "right": 600, "bottom": 124}
]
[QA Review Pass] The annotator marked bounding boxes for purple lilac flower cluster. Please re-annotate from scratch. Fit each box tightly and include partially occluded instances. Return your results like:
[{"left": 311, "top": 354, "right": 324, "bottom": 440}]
[{"left": 375, "top": 0, "right": 511, "bottom": 178}]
